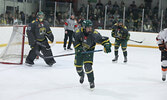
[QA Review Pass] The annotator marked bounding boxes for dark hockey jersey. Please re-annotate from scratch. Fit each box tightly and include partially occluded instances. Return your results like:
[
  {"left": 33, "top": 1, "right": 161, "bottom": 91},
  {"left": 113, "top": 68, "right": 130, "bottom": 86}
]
[
  {"left": 26, "top": 20, "right": 54, "bottom": 46},
  {"left": 111, "top": 23, "right": 130, "bottom": 40},
  {"left": 73, "top": 27, "right": 110, "bottom": 51}
]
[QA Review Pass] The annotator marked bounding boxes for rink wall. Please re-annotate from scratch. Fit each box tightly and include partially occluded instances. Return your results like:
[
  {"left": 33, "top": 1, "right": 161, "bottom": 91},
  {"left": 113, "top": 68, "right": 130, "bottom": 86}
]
[{"left": 0, "top": 27, "right": 158, "bottom": 48}]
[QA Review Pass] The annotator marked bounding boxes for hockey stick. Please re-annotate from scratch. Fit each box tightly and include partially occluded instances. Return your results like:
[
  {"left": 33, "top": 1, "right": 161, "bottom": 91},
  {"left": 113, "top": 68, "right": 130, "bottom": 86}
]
[
  {"left": 40, "top": 49, "right": 103, "bottom": 59},
  {"left": 129, "top": 39, "right": 144, "bottom": 43}
]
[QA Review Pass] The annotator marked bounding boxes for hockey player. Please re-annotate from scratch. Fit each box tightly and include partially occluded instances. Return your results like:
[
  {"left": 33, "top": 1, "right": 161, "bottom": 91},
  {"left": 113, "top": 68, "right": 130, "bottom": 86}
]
[
  {"left": 73, "top": 20, "right": 111, "bottom": 89},
  {"left": 25, "top": 11, "right": 56, "bottom": 66},
  {"left": 156, "top": 28, "right": 167, "bottom": 81},
  {"left": 111, "top": 19, "right": 130, "bottom": 63},
  {"left": 64, "top": 15, "right": 77, "bottom": 50}
]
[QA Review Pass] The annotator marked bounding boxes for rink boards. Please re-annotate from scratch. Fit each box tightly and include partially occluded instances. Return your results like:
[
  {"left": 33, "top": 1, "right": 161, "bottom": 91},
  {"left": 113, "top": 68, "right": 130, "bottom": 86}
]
[{"left": 0, "top": 27, "right": 158, "bottom": 48}]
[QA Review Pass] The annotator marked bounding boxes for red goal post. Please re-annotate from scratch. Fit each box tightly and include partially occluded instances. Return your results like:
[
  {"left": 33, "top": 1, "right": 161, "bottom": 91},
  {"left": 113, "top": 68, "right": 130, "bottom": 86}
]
[{"left": 0, "top": 25, "right": 30, "bottom": 65}]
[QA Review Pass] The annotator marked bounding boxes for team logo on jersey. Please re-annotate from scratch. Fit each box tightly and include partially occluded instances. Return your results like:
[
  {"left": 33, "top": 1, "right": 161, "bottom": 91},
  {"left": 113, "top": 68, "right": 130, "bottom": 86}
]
[{"left": 39, "top": 27, "right": 46, "bottom": 35}]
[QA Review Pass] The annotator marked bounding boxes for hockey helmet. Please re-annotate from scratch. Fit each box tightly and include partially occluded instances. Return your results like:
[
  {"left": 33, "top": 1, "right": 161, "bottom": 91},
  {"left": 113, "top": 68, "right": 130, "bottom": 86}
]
[
  {"left": 82, "top": 20, "right": 93, "bottom": 28},
  {"left": 117, "top": 19, "right": 123, "bottom": 23},
  {"left": 37, "top": 11, "right": 45, "bottom": 22}
]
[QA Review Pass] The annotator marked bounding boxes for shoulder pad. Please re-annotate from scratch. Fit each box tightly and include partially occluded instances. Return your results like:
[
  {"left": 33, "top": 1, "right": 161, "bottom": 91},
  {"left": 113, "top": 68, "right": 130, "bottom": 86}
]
[
  {"left": 76, "top": 29, "right": 80, "bottom": 33},
  {"left": 31, "top": 20, "right": 35, "bottom": 23},
  {"left": 114, "top": 23, "right": 118, "bottom": 26},
  {"left": 81, "top": 27, "right": 84, "bottom": 32},
  {"left": 93, "top": 30, "right": 98, "bottom": 34},
  {"left": 123, "top": 26, "right": 127, "bottom": 29}
]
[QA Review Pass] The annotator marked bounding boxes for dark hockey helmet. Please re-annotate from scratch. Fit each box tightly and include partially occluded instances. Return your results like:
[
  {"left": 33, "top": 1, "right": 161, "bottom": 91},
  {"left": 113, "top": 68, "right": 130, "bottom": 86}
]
[
  {"left": 117, "top": 19, "right": 123, "bottom": 27},
  {"left": 82, "top": 20, "right": 93, "bottom": 28},
  {"left": 117, "top": 19, "right": 123, "bottom": 23},
  {"left": 37, "top": 11, "right": 45, "bottom": 22}
]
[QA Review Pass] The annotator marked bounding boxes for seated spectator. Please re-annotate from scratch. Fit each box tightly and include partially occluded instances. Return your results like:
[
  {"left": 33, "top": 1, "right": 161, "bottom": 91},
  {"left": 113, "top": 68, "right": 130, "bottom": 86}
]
[
  {"left": 143, "top": 21, "right": 153, "bottom": 32},
  {"left": 127, "top": 12, "right": 134, "bottom": 31},
  {"left": 113, "top": 10, "right": 120, "bottom": 20},
  {"left": 152, "top": 14, "right": 159, "bottom": 32},
  {"left": 153, "top": 2, "right": 159, "bottom": 15}
]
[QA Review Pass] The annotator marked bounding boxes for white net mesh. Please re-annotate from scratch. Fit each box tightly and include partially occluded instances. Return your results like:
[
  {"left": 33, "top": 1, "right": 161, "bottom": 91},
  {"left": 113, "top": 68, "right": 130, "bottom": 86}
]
[{"left": 0, "top": 26, "right": 30, "bottom": 64}]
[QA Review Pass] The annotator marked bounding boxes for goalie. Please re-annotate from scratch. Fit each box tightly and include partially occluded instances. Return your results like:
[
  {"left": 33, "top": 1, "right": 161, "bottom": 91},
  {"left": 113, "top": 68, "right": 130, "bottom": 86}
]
[
  {"left": 25, "top": 11, "right": 56, "bottom": 66},
  {"left": 73, "top": 20, "right": 111, "bottom": 89},
  {"left": 156, "top": 28, "right": 167, "bottom": 81}
]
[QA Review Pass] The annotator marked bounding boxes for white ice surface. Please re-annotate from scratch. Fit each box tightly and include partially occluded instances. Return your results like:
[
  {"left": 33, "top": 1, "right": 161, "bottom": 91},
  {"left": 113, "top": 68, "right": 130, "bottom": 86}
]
[{"left": 0, "top": 44, "right": 167, "bottom": 100}]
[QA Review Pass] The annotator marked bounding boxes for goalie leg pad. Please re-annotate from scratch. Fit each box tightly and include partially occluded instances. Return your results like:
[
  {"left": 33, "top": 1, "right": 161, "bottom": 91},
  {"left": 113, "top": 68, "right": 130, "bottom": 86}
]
[
  {"left": 40, "top": 42, "right": 56, "bottom": 65},
  {"left": 25, "top": 47, "right": 38, "bottom": 64}
]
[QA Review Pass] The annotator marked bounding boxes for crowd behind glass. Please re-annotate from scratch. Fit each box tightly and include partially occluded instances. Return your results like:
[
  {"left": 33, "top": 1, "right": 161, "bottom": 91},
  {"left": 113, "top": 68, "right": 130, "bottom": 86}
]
[{"left": 0, "top": 0, "right": 167, "bottom": 33}]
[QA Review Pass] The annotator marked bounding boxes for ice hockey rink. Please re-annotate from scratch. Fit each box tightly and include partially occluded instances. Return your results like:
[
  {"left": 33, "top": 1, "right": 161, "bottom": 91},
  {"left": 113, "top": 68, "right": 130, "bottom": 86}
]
[{"left": 0, "top": 44, "right": 167, "bottom": 100}]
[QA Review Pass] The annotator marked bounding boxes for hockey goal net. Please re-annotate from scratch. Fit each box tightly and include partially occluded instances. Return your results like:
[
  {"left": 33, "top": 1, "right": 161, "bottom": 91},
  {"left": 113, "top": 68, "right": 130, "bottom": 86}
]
[{"left": 0, "top": 25, "right": 30, "bottom": 64}]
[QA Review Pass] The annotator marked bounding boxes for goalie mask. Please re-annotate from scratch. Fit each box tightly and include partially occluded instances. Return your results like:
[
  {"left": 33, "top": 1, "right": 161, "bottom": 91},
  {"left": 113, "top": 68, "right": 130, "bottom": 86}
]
[{"left": 37, "top": 11, "right": 45, "bottom": 22}]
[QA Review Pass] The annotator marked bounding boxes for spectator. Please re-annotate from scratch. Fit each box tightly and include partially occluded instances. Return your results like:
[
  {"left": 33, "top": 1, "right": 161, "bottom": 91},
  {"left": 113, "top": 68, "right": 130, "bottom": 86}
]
[
  {"left": 96, "top": 0, "right": 104, "bottom": 9},
  {"left": 130, "top": 1, "right": 137, "bottom": 10},
  {"left": 143, "top": 21, "right": 153, "bottom": 32},
  {"left": 113, "top": 1, "right": 119, "bottom": 11},
  {"left": 152, "top": 14, "right": 159, "bottom": 32},
  {"left": 153, "top": 2, "right": 159, "bottom": 15},
  {"left": 139, "top": 3, "right": 145, "bottom": 10},
  {"left": 113, "top": 10, "right": 120, "bottom": 20},
  {"left": 120, "top": 1, "right": 125, "bottom": 9},
  {"left": 28, "top": 12, "right": 36, "bottom": 23},
  {"left": 127, "top": 12, "right": 134, "bottom": 31},
  {"left": 144, "top": 0, "right": 152, "bottom": 9}
]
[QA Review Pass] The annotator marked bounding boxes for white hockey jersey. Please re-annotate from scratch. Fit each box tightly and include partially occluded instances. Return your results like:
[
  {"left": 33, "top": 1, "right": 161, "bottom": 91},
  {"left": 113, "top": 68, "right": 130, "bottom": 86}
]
[{"left": 157, "top": 28, "right": 167, "bottom": 45}]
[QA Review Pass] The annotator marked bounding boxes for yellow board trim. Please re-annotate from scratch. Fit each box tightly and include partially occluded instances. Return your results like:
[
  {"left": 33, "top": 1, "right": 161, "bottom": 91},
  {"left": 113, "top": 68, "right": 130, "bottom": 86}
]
[{"left": 0, "top": 41, "right": 158, "bottom": 49}]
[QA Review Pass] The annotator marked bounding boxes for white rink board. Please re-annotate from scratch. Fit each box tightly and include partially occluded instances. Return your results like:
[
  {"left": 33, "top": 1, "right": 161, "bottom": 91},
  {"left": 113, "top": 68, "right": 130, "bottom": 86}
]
[{"left": 0, "top": 27, "right": 158, "bottom": 47}]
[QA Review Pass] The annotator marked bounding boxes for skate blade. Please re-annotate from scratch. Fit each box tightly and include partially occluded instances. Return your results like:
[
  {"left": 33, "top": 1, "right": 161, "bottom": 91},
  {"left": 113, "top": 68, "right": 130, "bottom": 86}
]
[
  {"left": 124, "top": 61, "right": 127, "bottom": 63},
  {"left": 25, "top": 63, "right": 33, "bottom": 67},
  {"left": 162, "top": 78, "right": 166, "bottom": 81},
  {"left": 90, "top": 88, "right": 95, "bottom": 91},
  {"left": 112, "top": 61, "right": 118, "bottom": 63}
]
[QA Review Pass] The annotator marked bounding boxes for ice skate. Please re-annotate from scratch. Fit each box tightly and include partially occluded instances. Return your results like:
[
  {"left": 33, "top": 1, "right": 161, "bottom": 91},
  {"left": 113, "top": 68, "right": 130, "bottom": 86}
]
[
  {"left": 162, "top": 74, "right": 166, "bottom": 81},
  {"left": 47, "top": 61, "right": 56, "bottom": 67},
  {"left": 89, "top": 82, "right": 95, "bottom": 90},
  {"left": 67, "top": 48, "right": 73, "bottom": 50},
  {"left": 25, "top": 61, "right": 34, "bottom": 67},
  {"left": 112, "top": 55, "right": 118, "bottom": 62},
  {"left": 80, "top": 73, "right": 85, "bottom": 84},
  {"left": 124, "top": 56, "right": 127, "bottom": 63}
]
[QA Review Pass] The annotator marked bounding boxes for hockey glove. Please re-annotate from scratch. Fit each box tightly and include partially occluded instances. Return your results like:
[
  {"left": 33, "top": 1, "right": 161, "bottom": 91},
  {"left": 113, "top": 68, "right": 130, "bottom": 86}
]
[
  {"left": 45, "top": 33, "right": 54, "bottom": 43},
  {"left": 104, "top": 42, "right": 111, "bottom": 53},
  {"left": 159, "top": 44, "right": 167, "bottom": 52},
  {"left": 75, "top": 46, "right": 84, "bottom": 56}
]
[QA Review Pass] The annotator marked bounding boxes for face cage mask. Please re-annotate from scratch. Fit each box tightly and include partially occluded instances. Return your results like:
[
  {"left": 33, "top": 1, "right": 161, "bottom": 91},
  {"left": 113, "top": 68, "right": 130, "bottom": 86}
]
[{"left": 38, "top": 15, "right": 44, "bottom": 22}]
